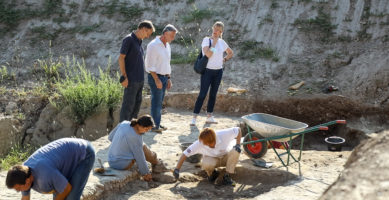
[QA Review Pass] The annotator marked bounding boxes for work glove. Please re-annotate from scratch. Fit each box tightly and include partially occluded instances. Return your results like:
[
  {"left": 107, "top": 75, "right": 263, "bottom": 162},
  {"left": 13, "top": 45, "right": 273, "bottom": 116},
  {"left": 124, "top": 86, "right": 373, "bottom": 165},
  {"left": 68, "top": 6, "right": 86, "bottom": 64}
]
[
  {"left": 173, "top": 168, "right": 180, "bottom": 179},
  {"left": 233, "top": 144, "right": 241, "bottom": 153}
]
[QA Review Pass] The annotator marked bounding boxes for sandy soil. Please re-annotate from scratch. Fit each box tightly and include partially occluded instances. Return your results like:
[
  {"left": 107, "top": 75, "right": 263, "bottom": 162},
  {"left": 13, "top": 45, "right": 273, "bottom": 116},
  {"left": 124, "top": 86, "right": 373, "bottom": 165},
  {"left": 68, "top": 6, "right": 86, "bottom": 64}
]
[{"left": 106, "top": 108, "right": 351, "bottom": 200}]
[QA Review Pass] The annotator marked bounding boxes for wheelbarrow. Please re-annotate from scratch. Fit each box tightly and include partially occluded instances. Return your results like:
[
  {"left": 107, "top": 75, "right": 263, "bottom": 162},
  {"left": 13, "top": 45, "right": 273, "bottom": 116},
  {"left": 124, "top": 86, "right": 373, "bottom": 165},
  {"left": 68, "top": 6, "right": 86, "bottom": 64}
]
[{"left": 241, "top": 113, "right": 346, "bottom": 167}]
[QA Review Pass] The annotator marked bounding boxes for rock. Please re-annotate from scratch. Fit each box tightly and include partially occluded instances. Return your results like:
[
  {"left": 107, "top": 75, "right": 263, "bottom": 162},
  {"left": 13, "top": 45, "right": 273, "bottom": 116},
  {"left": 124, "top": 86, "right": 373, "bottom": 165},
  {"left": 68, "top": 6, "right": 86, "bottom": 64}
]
[
  {"left": 179, "top": 172, "right": 202, "bottom": 182},
  {"left": 112, "top": 106, "right": 121, "bottom": 129},
  {"left": 152, "top": 172, "right": 176, "bottom": 183},
  {"left": 26, "top": 128, "right": 35, "bottom": 134},
  {"left": 227, "top": 87, "right": 247, "bottom": 95},
  {"left": 76, "top": 110, "right": 109, "bottom": 141},
  {"left": 5, "top": 102, "right": 18, "bottom": 115},
  {"left": 31, "top": 104, "right": 60, "bottom": 146},
  {"left": 52, "top": 106, "right": 76, "bottom": 139},
  {"left": 0, "top": 115, "right": 21, "bottom": 156},
  {"left": 289, "top": 81, "right": 305, "bottom": 90}
]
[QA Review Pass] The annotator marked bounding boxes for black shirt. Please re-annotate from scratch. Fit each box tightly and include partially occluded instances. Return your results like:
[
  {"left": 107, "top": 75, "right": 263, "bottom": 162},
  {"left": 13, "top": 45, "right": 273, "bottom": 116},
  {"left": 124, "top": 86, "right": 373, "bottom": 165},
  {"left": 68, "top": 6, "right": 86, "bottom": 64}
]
[{"left": 119, "top": 32, "right": 145, "bottom": 82}]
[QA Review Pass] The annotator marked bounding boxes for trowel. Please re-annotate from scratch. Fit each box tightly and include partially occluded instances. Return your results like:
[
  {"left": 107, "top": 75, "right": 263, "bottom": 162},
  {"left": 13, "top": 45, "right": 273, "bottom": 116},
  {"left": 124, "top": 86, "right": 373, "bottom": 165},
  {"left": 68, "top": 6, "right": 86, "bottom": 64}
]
[
  {"left": 251, "top": 159, "right": 273, "bottom": 168},
  {"left": 94, "top": 158, "right": 116, "bottom": 176}
]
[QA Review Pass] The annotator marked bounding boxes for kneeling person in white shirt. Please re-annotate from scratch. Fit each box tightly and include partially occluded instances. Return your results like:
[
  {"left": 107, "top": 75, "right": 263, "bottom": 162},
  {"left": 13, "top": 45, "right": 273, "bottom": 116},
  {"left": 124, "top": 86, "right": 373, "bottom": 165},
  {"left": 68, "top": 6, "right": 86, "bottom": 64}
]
[{"left": 173, "top": 127, "right": 242, "bottom": 186}]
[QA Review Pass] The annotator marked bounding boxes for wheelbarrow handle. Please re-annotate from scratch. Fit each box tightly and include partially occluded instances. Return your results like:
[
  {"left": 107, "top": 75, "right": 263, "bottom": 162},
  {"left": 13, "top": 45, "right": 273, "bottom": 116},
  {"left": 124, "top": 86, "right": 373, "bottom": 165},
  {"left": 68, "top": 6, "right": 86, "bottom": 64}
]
[
  {"left": 336, "top": 120, "right": 346, "bottom": 124},
  {"left": 319, "top": 126, "right": 328, "bottom": 131}
]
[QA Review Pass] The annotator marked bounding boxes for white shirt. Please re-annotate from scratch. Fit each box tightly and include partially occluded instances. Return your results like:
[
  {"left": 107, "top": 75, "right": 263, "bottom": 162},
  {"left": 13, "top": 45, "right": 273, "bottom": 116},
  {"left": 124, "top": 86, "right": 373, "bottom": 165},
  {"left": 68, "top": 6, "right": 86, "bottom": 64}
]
[
  {"left": 184, "top": 127, "right": 239, "bottom": 158},
  {"left": 201, "top": 37, "right": 229, "bottom": 70},
  {"left": 145, "top": 36, "right": 171, "bottom": 75}
]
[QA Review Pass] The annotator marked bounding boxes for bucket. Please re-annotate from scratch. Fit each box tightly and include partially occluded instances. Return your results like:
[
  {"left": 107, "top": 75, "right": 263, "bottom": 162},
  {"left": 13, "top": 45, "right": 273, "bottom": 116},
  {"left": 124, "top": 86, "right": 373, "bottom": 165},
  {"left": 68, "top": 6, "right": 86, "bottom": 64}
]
[
  {"left": 179, "top": 142, "right": 202, "bottom": 163},
  {"left": 325, "top": 136, "right": 345, "bottom": 151}
]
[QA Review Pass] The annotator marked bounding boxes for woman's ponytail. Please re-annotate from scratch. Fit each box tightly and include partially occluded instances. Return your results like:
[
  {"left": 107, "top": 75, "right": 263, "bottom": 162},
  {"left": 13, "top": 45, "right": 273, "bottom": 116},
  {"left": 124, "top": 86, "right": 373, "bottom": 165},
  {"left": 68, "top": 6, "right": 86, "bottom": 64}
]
[
  {"left": 130, "top": 118, "right": 138, "bottom": 127},
  {"left": 131, "top": 114, "right": 154, "bottom": 128}
]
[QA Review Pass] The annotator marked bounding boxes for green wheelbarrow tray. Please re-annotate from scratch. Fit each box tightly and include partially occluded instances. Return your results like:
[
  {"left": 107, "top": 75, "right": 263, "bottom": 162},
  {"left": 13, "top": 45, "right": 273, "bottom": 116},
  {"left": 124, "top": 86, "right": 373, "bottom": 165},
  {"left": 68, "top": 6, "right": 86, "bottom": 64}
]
[{"left": 241, "top": 113, "right": 346, "bottom": 167}]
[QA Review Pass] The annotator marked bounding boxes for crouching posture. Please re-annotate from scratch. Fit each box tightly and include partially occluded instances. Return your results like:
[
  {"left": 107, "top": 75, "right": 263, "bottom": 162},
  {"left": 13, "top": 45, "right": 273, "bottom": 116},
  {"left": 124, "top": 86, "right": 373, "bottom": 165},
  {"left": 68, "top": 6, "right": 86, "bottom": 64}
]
[
  {"left": 108, "top": 115, "right": 168, "bottom": 182},
  {"left": 173, "top": 127, "right": 242, "bottom": 186},
  {"left": 6, "top": 138, "right": 95, "bottom": 200}
]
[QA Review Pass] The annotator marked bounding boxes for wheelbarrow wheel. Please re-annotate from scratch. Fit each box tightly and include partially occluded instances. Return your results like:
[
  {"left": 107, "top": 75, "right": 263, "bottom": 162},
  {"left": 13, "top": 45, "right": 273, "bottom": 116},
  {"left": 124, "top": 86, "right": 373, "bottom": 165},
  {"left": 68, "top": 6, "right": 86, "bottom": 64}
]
[{"left": 243, "top": 132, "right": 268, "bottom": 158}]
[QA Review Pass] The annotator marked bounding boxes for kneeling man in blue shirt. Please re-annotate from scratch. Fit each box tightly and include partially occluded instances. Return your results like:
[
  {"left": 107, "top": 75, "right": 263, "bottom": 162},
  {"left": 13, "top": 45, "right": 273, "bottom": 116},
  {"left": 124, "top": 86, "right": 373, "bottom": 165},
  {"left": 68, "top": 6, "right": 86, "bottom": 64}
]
[{"left": 6, "top": 138, "right": 95, "bottom": 200}]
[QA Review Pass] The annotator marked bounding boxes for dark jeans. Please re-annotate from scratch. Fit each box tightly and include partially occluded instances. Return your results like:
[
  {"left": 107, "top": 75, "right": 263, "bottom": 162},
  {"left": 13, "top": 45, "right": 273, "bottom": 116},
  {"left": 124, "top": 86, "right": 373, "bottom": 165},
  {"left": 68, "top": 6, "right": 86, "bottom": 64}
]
[
  {"left": 119, "top": 81, "right": 144, "bottom": 122},
  {"left": 62, "top": 142, "right": 95, "bottom": 200},
  {"left": 148, "top": 74, "right": 168, "bottom": 128},
  {"left": 193, "top": 68, "right": 223, "bottom": 114}
]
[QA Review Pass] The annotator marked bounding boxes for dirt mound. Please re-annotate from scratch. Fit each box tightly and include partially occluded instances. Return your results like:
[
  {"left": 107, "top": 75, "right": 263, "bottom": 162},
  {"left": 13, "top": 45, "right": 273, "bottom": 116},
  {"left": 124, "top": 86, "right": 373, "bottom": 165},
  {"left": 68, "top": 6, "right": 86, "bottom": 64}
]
[{"left": 319, "top": 130, "right": 389, "bottom": 200}]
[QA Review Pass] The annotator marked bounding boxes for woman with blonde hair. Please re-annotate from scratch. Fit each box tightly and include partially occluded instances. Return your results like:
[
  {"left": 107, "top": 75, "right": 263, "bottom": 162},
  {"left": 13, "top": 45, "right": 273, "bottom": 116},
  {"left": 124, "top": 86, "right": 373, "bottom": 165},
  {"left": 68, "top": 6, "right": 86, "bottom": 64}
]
[{"left": 190, "top": 21, "right": 234, "bottom": 125}]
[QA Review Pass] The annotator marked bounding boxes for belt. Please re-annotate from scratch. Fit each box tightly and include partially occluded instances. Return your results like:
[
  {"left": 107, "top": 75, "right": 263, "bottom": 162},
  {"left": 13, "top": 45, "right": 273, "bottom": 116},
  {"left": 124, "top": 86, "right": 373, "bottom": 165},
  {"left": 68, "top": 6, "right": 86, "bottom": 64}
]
[{"left": 148, "top": 73, "right": 169, "bottom": 77}]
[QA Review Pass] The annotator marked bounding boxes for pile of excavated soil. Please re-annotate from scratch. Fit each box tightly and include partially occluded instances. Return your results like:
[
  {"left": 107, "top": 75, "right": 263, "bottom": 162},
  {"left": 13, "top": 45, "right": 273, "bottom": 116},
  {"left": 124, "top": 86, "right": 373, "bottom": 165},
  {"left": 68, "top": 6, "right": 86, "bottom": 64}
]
[{"left": 320, "top": 130, "right": 389, "bottom": 200}]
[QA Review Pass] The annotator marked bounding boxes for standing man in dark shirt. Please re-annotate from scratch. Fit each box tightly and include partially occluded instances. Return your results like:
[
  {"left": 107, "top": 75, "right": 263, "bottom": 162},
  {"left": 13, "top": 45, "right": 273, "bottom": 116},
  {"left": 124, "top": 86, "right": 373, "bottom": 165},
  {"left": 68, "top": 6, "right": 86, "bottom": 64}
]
[{"left": 119, "top": 20, "right": 155, "bottom": 122}]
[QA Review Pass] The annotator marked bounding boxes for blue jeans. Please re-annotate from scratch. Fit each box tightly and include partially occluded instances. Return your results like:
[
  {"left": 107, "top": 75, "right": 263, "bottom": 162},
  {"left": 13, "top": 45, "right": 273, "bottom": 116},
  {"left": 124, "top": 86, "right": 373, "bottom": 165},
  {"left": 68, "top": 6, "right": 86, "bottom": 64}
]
[
  {"left": 193, "top": 68, "right": 223, "bottom": 114},
  {"left": 119, "top": 81, "right": 144, "bottom": 122},
  {"left": 148, "top": 74, "right": 168, "bottom": 128},
  {"left": 64, "top": 142, "right": 95, "bottom": 200}
]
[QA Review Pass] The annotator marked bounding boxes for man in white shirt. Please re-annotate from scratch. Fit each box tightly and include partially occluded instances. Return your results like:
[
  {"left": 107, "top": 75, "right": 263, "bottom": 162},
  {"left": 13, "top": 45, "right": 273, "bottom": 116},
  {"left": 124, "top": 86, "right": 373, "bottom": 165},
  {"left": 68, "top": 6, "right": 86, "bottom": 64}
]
[
  {"left": 145, "top": 24, "right": 177, "bottom": 133},
  {"left": 173, "top": 127, "right": 242, "bottom": 186}
]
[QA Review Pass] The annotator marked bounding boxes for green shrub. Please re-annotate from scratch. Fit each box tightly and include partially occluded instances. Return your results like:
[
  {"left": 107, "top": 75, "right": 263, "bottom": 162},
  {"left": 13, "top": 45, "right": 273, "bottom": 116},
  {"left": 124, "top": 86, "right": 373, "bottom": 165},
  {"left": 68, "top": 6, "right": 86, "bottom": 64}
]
[
  {"left": 182, "top": 6, "right": 212, "bottom": 23},
  {"left": 38, "top": 57, "right": 62, "bottom": 83},
  {"left": 0, "top": 144, "right": 36, "bottom": 170},
  {"left": 102, "top": 0, "right": 145, "bottom": 20},
  {"left": 293, "top": 8, "right": 337, "bottom": 42},
  {"left": 53, "top": 57, "right": 121, "bottom": 124},
  {"left": 238, "top": 41, "right": 279, "bottom": 62},
  {"left": 97, "top": 60, "right": 122, "bottom": 111},
  {"left": 171, "top": 49, "right": 198, "bottom": 64},
  {"left": 0, "top": 65, "right": 9, "bottom": 82}
]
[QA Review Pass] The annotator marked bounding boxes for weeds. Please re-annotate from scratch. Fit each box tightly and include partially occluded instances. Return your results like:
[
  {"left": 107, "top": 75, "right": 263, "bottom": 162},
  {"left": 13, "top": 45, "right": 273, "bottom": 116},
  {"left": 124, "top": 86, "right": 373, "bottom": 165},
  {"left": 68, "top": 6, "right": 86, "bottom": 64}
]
[
  {"left": 182, "top": 6, "right": 213, "bottom": 23},
  {"left": 32, "top": 85, "right": 50, "bottom": 99},
  {"left": 171, "top": 49, "right": 198, "bottom": 64},
  {"left": 173, "top": 36, "right": 194, "bottom": 46},
  {"left": 271, "top": 1, "right": 279, "bottom": 9},
  {"left": 293, "top": 7, "right": 337, "bottom": 42},
  {"left": 0, "top": 65, "right": 9, "bottom": 82},
  {"left": 97, "top": 59, "right": 122, "bottom": 111},
  {"left": 238, "top": 41, "right": 279, "bottom": 62},
  {"left": 0, "top": 0, "right": 65, "bottom": 35},
  {"left": 52, "top": 57, "right": 122, "bottom": 124},
  {"left": 30, "top": 26, "right": 59, "bottom": 43},
  {"left": 171, "top": 35, "right": 199, "bottom": 64},
  {"left": 38, "top": 58, "right": 62, "bottom": 83},
  {"left": 0, "top": 144, "right": 36, "bottom": 170},
  {"left": 69, "top": 23, "right": 101, "bottom": 34},
  {"left": 102, "top": 0, "right": 145, "bottom": 20}
]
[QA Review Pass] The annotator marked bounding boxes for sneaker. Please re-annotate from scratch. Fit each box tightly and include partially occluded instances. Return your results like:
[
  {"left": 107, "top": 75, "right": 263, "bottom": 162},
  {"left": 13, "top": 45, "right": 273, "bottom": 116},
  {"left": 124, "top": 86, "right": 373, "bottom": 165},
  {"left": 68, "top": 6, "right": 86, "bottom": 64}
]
[
  {"left": 207, "top": 170, "right": 220, "bottom": 183},
  {"left": 152, "top": 159, "right": 169, "bottom": 173},
  {"left": 222, "top": 174, "right": 236, "bottom": 186},
  {"left": 205, "top": 116, "right": 218, "bottom": 124},
  {"left": 159, "top": 125, "right": 168, "bottom": 131},
  {"left": 151, "top": 127, "right": 163, "bottom": 133},
  {"left": 190, "top": 118, "right": 196, "bottom": 126}
]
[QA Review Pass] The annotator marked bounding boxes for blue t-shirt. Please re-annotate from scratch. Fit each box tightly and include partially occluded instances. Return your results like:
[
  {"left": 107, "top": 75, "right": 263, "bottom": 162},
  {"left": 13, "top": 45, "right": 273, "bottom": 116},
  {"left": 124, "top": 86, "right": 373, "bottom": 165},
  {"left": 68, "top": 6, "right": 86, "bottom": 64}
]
[
  {"left": 108, "top": 121, "right": 149, "bottom": 175},
  {"left": 120, "top": 32, "right": 145, "bottom": 82},
  {"left": 21, "top": 138, "right": 89, "bottom": 196}
]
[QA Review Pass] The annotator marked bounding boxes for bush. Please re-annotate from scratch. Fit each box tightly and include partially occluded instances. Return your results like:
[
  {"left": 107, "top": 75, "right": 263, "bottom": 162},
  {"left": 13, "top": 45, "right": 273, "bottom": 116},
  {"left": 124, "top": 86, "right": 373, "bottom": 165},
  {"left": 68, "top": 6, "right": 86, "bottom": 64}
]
[
  {"left": 0, "top": 144, "right": 36, "bottom": 170},
  {"left": 238, "top": 41, "right": 279, "bottom": 62},
  {"left": 53, "top": 57, "right": 121, "bottom": 124},
  {"left": 182, "top": 6, "right": 213, "bottom": 23},
  {"left": 171, "top": 49, "right": 198, "bottom": 64},
  {"left": 293, "top": 7, "right": 337, "bottom": 42}
]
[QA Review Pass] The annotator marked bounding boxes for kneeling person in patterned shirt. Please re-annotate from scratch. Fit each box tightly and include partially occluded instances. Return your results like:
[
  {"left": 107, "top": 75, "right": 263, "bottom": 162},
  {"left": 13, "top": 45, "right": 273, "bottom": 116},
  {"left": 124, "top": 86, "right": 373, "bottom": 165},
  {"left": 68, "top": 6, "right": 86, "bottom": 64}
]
[
  {"left": 173, "top": 127, "right": 242, "bottom": 186},
  {"left": 6, "top": 138, "right": 95, "bottom": 200}
]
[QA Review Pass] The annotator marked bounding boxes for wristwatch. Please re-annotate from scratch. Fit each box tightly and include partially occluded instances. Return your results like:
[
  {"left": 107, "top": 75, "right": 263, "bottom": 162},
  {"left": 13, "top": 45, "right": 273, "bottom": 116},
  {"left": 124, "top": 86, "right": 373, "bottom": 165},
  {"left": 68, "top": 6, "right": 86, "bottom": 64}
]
[{"left": 119, "top": 75, "right": 126, "bottom": 83}]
